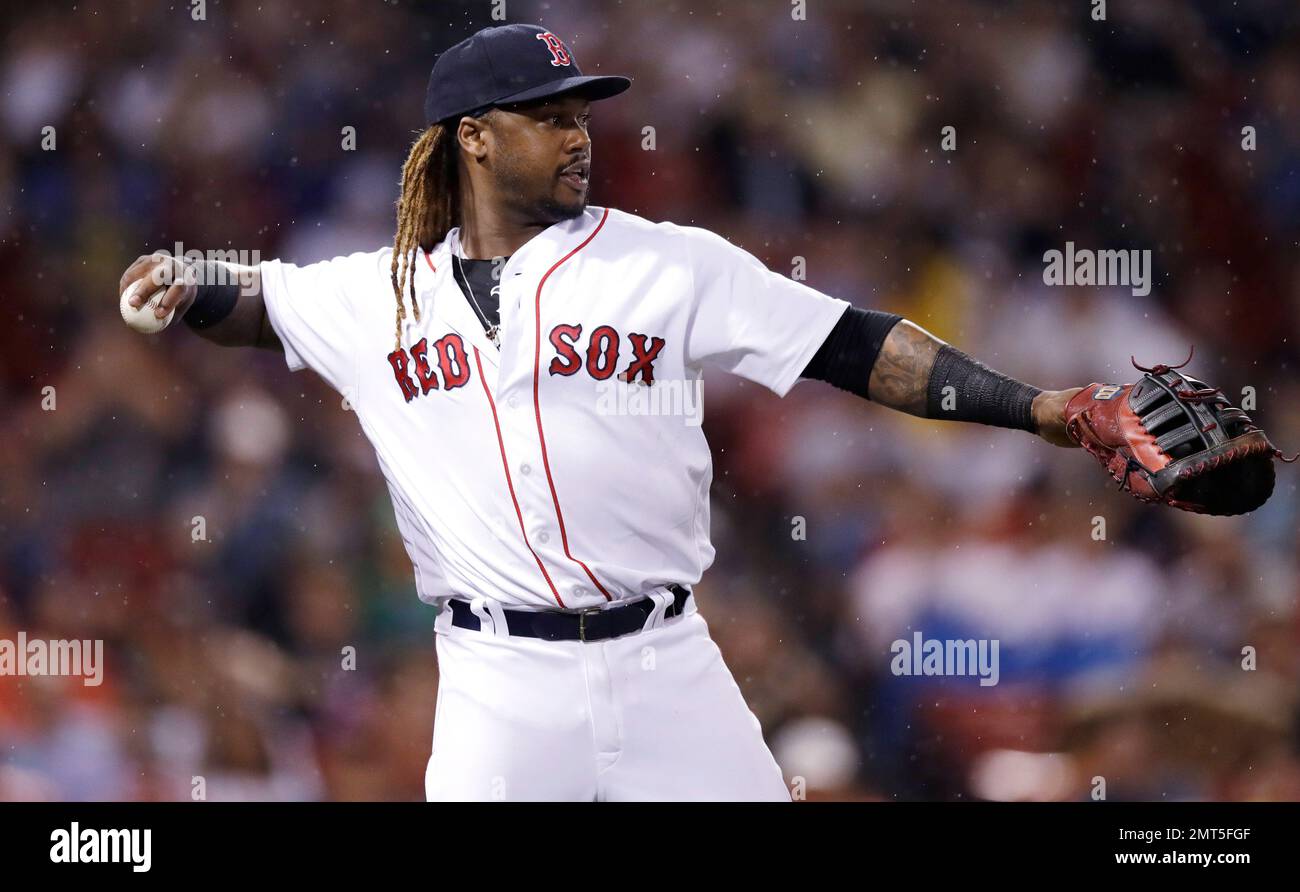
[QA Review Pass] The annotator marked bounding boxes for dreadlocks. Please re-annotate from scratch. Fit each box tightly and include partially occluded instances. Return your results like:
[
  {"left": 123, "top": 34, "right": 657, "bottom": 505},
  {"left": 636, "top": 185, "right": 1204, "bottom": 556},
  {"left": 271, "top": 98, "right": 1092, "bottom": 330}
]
[{"left": 390, "top": 121, "right": 461, "bottom": 350}]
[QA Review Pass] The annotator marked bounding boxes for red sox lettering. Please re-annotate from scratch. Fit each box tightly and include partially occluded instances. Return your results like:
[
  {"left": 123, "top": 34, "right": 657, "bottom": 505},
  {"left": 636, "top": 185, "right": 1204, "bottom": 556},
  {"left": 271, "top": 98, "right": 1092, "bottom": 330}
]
[
  {"left": 387, "top": 333, "right": 471, "bottom": 402},
  {"left": 547, "top": 323, "right": 666, "bottom": 385},
  {"left": 389, "top": 325, "right": 667, "bottom": 400}
]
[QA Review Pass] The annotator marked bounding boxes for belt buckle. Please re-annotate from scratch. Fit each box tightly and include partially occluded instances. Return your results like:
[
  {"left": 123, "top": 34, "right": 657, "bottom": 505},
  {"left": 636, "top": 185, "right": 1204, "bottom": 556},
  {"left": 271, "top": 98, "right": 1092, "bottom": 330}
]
[{"left": 577, "top": 605, "right": 604, "bottom": 642}]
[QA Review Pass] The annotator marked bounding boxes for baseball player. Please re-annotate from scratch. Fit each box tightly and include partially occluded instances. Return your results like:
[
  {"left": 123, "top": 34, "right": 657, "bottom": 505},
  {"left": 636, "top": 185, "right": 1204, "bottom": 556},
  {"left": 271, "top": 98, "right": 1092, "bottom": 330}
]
[{"left": 115, "top": 23, "right": 1100, "bottom": 801}]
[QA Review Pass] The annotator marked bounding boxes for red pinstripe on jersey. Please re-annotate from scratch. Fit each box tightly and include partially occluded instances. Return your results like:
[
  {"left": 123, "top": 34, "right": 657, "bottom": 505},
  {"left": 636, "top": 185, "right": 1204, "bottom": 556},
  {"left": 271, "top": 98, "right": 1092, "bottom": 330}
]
[
  {"left": 474, "top": 346, "right": 566, "bottom": 607},
  {"left": 533, "top": 209, "right": 613, "bottom": 601}
]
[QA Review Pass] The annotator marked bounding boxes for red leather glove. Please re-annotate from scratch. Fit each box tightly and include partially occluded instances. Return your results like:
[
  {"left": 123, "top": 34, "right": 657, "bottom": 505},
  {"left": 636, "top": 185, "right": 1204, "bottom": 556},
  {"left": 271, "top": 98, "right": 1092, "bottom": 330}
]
[{"left": 1065, "top": 352, "right": 1294, "bottom": 516}]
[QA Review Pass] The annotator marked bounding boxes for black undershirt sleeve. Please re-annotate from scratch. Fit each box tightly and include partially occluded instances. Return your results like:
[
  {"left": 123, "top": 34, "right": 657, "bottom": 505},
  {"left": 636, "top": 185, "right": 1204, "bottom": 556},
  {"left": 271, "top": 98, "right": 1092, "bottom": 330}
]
[
  {"left": 801, "top": 307, "right": 1042, "bottom": 432},
  {"left": 800, "top": 306, "right": 903, "bottom": 399}
]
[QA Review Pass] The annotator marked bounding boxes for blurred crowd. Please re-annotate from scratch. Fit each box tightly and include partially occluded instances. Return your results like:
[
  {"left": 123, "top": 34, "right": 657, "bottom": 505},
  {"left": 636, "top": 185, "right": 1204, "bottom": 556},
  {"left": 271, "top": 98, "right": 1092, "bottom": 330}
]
[{"left": 2, "top": 0, "right": 1299, "bottom": 801}]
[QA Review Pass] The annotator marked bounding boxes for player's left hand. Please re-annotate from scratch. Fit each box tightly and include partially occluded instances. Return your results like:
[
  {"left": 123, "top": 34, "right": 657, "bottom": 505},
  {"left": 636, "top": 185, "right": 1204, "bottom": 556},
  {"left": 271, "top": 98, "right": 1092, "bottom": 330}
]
[{"left": 1031, "top": 388, "right": 1085, "bottom": 447}]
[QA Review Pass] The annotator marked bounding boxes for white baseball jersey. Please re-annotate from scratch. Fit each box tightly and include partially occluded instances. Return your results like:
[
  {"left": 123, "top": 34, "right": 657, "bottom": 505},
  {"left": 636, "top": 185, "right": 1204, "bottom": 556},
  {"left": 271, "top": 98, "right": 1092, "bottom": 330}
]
[{"left": 259, "top": 206, "right": 848, "bottom": 611}]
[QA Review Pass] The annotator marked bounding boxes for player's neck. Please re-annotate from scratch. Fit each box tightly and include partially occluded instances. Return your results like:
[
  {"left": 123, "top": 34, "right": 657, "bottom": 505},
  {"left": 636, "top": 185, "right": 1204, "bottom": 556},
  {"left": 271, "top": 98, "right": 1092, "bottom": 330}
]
[{"left": 457, "top": 200, "right": 547, "bottom": 260}]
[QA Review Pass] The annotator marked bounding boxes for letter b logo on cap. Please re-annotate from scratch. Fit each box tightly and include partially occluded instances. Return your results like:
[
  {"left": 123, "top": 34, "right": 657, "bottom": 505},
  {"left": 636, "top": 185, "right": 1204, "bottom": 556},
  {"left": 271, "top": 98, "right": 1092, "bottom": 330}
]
[{"left": 536, "top": 31, "right": 572, "bottom": 66}]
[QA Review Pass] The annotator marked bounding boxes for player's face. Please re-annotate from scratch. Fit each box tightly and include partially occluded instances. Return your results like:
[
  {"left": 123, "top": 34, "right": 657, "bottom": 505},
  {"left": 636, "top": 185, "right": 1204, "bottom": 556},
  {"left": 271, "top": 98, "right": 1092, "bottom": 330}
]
[{"left": 487, "top": 95, "right": 593, "bottom": 223}]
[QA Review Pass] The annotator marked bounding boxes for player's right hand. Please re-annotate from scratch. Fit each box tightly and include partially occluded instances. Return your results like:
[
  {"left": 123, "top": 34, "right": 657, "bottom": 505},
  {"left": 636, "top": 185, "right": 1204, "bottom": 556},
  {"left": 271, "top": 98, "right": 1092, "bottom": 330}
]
[{"left": 118, "top": 253, "right": 198, "bottom": 321}]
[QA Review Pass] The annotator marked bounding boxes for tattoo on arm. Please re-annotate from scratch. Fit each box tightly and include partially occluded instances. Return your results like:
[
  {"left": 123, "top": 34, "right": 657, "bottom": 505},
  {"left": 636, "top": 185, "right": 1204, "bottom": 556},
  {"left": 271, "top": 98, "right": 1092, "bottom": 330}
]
[
  {"left": 866, "top": 320, "right": 944, "bottom": 415},
  {"left": 867, "top": 319, "right": 1043, "bottom": 431}
]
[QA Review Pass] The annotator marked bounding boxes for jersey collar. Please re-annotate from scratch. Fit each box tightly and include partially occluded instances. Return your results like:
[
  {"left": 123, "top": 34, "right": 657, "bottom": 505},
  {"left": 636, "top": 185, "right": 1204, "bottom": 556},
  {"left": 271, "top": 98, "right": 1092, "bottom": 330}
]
[
  {"left": 419, "top": 207, "right": 606, "bottom": 367},
  {"left": 436, "top": 205, "right": 604, "bottom": 271}
]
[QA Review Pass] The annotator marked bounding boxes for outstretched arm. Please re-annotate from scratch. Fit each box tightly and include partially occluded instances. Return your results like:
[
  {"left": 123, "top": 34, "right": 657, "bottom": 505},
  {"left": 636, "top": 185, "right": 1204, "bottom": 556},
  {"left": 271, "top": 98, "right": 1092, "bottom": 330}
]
[
  {"left": 119, "top": 253, "right": 281, "bottom": 350},
  {"left": 803, "top": 309, "right": 1082, "bottom": 447}
]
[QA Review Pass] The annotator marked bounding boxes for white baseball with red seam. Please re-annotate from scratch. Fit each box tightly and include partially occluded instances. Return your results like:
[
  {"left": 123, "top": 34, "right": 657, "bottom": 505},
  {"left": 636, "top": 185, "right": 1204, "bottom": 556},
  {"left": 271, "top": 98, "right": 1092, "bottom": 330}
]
[{"left": 120, "top": 278, "right": 174, "bottom": 334}]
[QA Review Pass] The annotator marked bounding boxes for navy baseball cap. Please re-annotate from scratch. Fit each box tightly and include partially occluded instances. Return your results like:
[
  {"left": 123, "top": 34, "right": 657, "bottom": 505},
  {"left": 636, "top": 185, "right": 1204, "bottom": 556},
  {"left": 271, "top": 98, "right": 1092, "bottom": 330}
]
[{"left": 425, "top": 24, "right": 631, "bottom": 126}]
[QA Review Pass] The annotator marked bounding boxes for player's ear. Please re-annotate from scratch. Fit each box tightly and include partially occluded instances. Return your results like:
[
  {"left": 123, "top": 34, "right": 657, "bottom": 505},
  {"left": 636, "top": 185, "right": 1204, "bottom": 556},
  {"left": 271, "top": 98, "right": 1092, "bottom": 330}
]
[{"left": 456, "top": 114, "right": 493, "bottom": 161}]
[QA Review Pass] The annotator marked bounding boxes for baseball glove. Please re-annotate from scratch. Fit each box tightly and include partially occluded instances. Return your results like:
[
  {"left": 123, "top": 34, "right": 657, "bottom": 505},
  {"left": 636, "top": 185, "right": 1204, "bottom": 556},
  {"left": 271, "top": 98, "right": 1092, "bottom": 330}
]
[{"left": 1064, "top": 349, "right": 1295, "bottom": 516}]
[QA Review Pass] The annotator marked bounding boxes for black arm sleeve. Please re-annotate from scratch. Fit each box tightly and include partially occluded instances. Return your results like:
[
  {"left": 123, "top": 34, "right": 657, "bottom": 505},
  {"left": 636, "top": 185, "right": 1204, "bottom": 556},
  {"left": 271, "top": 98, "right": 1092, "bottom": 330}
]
[
  {"left": 800, "top": 306, "right": 904, "bottom": 399},
  {"left": 925, "top": 344, "right": 1041, "bottom": 432},
  {"left": 182, "top": 261, "right": 241, "bottom": 330}
]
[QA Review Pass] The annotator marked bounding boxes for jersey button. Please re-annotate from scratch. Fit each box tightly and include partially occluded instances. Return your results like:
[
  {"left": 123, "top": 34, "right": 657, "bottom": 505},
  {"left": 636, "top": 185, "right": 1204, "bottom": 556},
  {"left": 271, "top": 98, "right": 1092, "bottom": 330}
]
[
  {"left": 507, "top": 396, "right": 519, "bottom": 409},
  {"left": 573, "top": 587, "right": 588, "bottom": 599},
  {"left": 520, "top": 463, "right": 531, "bottom": 475},
  {"left": 537, "top": 531, "right": 550, "bottom": 544}
]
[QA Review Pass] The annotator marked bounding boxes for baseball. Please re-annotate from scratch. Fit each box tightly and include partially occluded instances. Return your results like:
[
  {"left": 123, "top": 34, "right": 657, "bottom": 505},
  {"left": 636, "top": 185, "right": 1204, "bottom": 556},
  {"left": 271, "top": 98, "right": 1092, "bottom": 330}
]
[{"left": 120, "top": 277, "right": 174, "bottom": 334}]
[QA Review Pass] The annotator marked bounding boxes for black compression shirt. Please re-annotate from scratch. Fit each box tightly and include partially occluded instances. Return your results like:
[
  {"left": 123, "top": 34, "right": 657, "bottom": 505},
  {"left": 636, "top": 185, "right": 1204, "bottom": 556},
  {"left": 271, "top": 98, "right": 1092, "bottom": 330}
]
[{"left": 451, "top": 256, "right": 509, "bottom": 334}]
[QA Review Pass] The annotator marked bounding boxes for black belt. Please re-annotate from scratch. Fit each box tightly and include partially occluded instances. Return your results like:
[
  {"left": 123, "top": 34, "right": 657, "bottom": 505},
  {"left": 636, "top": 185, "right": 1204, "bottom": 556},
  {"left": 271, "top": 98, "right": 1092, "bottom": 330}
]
[{"left": 447, "top": 584, "right": 691, "bottom": 642}]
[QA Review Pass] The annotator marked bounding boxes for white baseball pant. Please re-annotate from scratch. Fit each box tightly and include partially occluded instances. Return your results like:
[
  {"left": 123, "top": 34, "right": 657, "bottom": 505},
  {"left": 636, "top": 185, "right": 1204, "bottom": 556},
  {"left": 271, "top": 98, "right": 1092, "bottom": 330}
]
[{"left": 425, "top": 595, "right": 790, "bottom": 801}]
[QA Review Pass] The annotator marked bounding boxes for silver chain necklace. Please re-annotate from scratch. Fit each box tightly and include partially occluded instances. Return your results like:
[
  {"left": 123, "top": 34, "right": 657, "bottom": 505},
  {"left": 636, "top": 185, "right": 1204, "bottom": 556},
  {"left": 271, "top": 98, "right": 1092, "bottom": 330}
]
[{"left": 455, "top": 254, "right": 501, "bottom": 347}]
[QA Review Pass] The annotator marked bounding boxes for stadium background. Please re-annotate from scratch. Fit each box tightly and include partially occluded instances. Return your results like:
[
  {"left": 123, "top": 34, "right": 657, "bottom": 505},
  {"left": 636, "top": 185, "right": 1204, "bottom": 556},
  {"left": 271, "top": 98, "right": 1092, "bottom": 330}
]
[{"left": 2, "top": 0, "right": 1299, "bottom": 801}]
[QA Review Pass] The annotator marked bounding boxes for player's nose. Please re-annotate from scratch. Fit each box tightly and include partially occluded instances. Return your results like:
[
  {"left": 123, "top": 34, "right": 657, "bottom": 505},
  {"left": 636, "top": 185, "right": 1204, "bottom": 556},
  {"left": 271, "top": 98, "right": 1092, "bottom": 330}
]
[{"left": 566, "top": 125, "right": 591, "bottom": 154}]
